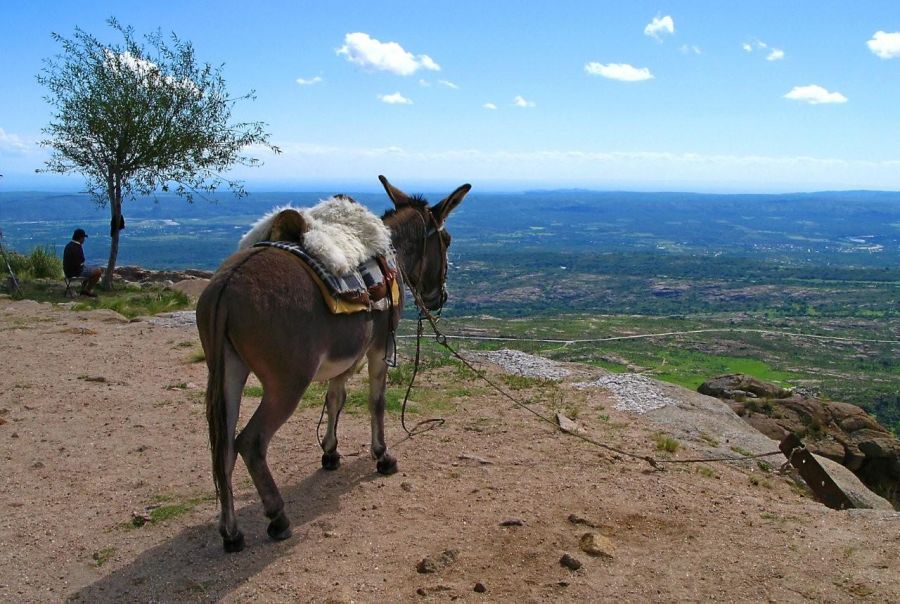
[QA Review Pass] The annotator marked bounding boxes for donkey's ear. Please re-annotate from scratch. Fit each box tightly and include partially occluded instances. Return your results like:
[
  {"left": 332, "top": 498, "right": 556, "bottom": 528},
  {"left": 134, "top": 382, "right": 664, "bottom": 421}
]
[
  {"left": 379, "top": 175, "right": 413, "bottom": 208},
  {"left": 432, "top": 183, "right": 471, "bottom": 225}
]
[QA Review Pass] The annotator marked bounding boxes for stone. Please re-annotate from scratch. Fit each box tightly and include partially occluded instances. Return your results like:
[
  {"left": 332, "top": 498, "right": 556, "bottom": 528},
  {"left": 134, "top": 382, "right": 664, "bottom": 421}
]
[
  {"left": 560, "top": 553, "right": 582, "bottom": 570},
  {"left": 416, "top": 549, "right": 458, "bottom": 574},
  {"left": 500, "top": 518, "right": 525, "bottom": 526},
  {"left": 473, "top": 582, "right": 487, "bottom": 593},
  {"left": 579, "top": 532, "right": 615, "bottom": 558},
  {"left": 556, "top": 412, "right": 580, "bottom": 434}
]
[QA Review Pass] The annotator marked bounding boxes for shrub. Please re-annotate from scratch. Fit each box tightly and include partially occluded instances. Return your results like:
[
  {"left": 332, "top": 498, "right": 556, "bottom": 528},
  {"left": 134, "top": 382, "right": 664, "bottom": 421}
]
[
  {"left": 5, "top": 251, "right": 30, "bottom": 277},
  {"left": 29, "top": 246, "right": 63, "bottom": 279}
]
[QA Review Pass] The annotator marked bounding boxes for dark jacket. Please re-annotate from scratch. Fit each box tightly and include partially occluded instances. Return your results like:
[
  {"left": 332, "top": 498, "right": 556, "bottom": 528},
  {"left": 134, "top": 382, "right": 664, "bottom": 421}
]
[{"left": 63, "top": 240, "right": 85, "bottom": 278}]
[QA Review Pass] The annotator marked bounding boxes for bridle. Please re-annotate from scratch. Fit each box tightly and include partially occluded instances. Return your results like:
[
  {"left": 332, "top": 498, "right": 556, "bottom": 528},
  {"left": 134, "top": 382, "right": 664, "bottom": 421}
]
[{"left": 406, "top": 206, "right": 449, "bottom": 317}]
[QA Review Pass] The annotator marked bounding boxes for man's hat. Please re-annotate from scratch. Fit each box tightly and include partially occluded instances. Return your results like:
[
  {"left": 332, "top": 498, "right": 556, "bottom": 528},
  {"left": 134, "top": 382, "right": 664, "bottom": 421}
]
[{"left": 72, "top": 228, "right": 87, "bottom": 239}]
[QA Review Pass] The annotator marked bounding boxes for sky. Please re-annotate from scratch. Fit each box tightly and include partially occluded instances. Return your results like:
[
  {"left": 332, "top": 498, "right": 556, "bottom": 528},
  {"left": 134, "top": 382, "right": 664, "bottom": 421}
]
[{"left": 1, "top": 1, "right": 900, "bottom": 193}]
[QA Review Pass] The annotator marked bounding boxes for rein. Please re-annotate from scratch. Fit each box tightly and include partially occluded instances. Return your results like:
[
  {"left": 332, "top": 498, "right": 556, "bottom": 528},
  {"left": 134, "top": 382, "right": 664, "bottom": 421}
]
[{"left": 396, "top": 207, "right": 448, "bottom": 436}]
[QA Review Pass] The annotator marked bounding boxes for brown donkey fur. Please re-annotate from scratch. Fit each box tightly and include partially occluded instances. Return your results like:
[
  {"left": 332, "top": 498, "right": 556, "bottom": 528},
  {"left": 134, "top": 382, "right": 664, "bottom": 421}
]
[{"left": 196, "top": 176, "right": 470, "bottom": 552}]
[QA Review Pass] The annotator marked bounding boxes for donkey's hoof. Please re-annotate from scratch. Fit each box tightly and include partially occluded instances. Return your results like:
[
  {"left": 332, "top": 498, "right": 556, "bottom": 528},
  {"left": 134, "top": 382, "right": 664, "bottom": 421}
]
[
  {"left": 321, "top": 451, "right": 341, "bottom": 471},
  {"left": 376, "top": 454, "right": 398, "bottom": 476},
  {"left": 267, "top": 512, "right": 292, "bottom": 541},
  {"left": 223, "top": 531, "right": 245, "bottom": 553}
]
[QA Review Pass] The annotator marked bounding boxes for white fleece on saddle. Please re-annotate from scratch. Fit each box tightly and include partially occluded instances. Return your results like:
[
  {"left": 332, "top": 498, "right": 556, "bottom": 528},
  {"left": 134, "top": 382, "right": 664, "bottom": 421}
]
[{"left": 238, "top": 196, "right": 392, "bottom": 275}]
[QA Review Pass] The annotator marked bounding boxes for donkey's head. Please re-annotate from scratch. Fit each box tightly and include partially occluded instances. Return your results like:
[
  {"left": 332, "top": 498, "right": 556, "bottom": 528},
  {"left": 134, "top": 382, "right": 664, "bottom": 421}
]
[{"left": 380, "top": 175, "right": 471, "bottom": 311}]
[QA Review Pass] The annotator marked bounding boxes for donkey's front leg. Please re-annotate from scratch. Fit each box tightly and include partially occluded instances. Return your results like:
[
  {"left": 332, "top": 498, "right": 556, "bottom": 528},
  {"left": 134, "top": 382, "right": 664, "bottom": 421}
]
[
  {"left": 367, "top": 352, "right": 398, "bottom": 475},
  {"left": 321, "top": 375, "right": 348, "bottom": 471}
]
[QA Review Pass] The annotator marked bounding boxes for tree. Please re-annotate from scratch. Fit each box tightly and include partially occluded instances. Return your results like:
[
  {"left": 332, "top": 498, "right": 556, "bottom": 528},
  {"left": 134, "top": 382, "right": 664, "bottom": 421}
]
[{"left": 38, "top": 18, "right": 278, "bottom": 288}]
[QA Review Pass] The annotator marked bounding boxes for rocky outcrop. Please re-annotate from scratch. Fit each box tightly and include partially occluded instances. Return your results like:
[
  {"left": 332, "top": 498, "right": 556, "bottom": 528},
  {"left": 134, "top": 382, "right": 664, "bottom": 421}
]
[
  {"left": 114, "top": 266, "right": 212, "bottom": 284},
  {"left": 699, "top": 374, "right": 899, "bottom": 508},
  {"left": 113, "top": 266, "right": 211, "bottom": 301}
]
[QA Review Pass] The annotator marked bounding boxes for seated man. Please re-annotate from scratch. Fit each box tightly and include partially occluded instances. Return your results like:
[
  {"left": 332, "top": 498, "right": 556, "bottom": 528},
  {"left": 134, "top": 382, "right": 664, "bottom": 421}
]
[{"left": 63, "top": 228, "right": 102, "bottom": 297}]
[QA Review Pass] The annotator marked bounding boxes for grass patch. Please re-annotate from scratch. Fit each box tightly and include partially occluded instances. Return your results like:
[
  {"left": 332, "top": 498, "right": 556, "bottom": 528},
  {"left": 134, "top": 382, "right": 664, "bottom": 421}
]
[
  {"left": 501, "top": 374, "right": 558, "bottom": 390},
  {"left": 697, "top": 466, "right": 717, "bottom": 478},
  {"left": 698, "top": 432, "right": 720, "bottom": 447},
  {"left": 92, "top": 547, "right": 116, "bottom": 567},
  {"left": 243, "top": 385, "right": 264, "bottom": 398},
  {"left": 7, "top": 277, "right": 191, "bottom": 319},
  {"left": 187, "top": 348, "right": 206, "bottom": 364},
  {"left": 653, "top": 432, "right": 681, "bottom": 453},
  {"left": 749, "top": 474, "right": 773, "bottom": 489}
]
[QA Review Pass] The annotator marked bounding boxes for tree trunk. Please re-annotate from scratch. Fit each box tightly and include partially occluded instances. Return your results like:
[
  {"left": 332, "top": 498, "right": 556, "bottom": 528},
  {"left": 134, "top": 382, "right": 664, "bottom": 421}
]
[{"left": 103, "top": 176, "right": 123, "bottom": 290}]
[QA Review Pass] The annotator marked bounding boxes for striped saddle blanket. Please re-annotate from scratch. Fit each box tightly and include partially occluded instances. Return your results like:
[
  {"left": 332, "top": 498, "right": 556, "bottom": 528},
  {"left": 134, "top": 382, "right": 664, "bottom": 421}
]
[{"left": 254, "top": 241, "right": 399, "bottom": 314}]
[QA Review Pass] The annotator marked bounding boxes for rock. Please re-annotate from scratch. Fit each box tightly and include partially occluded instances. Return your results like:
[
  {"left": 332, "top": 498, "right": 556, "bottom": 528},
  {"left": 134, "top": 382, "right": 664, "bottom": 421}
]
[
  {"left": 500, "top": 518, "right": 525, "bottom": 526},
  {"left": 416, "top": 549, "right": 458, "bottom": 574},
  {"left": 701, "top": 374, "right": 900, "bottom": 508},
  {"left": 473, "top": 582, "right": 487, "bottom": 593},
  {"left": 698, "top": 374, "right": 792, "bottom": 399},
  {"left": 579, "top": 532, "right": 615, "bottom": 558},
  {"left": 560, "top": 553, "right": 582, "bottom": 570},
  {"left": 171, "top": 278, "right": 209, "bottom": 302},
  {"left": 813, "top": 455, "right": 893, "bottom": 511},
  {"left": 567, "top": 513, "right": 598, "bottom": 528},
  {"left": 556, "top": 412, "right": 580, "bottom": 434}
]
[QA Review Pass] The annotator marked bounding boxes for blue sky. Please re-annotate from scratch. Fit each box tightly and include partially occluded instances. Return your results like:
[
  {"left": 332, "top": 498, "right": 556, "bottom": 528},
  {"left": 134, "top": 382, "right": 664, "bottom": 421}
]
[{"left": 2, "top": 1, "right": 900, "bottom": 192}]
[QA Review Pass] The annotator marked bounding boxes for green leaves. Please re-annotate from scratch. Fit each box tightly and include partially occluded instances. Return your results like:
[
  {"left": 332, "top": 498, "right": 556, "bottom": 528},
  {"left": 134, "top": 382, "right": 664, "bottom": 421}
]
[{"left": 38, "top": 17, "right": 278, "bottom": 204}]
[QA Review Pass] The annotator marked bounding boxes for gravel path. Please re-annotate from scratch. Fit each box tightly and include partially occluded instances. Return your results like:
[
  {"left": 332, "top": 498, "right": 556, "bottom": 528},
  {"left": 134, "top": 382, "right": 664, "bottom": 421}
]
[
  {"left": 574, "top": 373, "right": 680, "bottom": 414},
  {"left": 467, "top": 348, "right": 571, "bottom": 380}
]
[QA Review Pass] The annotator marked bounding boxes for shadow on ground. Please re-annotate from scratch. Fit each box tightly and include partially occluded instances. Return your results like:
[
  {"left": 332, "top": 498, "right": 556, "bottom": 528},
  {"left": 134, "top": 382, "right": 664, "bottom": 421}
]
[{"left": 66, "top": 456, "right": 379, "bottom": 602}]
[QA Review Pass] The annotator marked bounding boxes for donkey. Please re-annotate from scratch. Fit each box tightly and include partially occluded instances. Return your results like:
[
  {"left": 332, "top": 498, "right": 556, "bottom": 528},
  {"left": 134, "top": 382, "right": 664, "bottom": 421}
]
[{"left": 196, "top": 176, "right": 470, "bottom": 552}]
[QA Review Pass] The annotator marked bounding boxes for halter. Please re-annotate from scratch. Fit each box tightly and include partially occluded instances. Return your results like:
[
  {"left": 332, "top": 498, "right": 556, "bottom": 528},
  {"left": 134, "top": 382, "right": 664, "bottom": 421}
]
[{"left": 408, "top": 207, "right": 449, "bottom": 316}]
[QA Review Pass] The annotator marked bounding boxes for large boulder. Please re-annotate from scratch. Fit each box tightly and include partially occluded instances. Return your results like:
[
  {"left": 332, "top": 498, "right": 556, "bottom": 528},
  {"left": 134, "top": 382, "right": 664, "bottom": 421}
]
[
  {"left": 699, "top": 374, "right": 899, "bottom": 508},
  {"left": 698, "top": 373, "right": 793, "bottom": 400}
]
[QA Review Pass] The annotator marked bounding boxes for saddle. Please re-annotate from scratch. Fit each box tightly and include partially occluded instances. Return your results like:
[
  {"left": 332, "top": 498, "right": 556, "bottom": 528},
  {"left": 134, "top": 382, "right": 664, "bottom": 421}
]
[{"left": 254, "top": 241, "right": 400, "bottom": 314}]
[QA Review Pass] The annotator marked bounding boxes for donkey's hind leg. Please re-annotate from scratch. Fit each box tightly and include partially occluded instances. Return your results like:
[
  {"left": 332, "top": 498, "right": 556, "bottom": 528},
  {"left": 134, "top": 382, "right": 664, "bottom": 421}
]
[
  {"left": 321, "top": 373, "right": 350, "bottom": 470},
  {"left": 235, "top": 377, "right": 309, "bottom": 541},
  {"left": 219, "top": 343, "right": 251, "bottom": 552},
  {"left": 367, "top": 351, "right": 398, "bottom": 475}
]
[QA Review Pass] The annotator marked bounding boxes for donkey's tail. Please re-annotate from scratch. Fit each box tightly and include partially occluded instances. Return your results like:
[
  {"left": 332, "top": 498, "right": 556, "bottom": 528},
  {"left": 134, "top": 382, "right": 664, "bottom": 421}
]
[{"left": 201, "top": 282, "right": 231, "bottom": 500}]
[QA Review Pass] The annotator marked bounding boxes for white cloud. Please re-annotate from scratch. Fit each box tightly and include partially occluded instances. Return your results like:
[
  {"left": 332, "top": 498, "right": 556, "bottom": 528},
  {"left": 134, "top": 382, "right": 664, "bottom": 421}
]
[
  {"left": 0, "top": 128, "right": 29, "bottom": 153},
  {"left": 867, "top": 31, "right": 900, "bottom": 59},
  {"left": 418, "top": 79, "right": 431, "bottom": 87},
  {"left": 103, "top": 49, "right": 198, "bottom": 94},
  {"left": 784, "top": 84, "right": 847, "bottom": 105},
  {"left": 679, "top": 44, "right": 702, "bottom": 55},
  {"left": 438, "top": 79, "right": 459, "bottom": 89},
  {"left": 483, "top": 102, "right": 497, "bottom": 110},
  {"left": 295, "top": 76, "right": 323, "bottom": 86},
  {"left": 248, "top": 143, "right": 900, "bottom": 191},
  {"left": 742, "top": 42, "right": 753, "bottom": 52},
  {"left": 378, "top": 92, "right": 413, "bottom": 105},
  {"left": 644, "top": 15, "right": 674, "bottom": 40},
  {"left": 513, "top": 95, "right": 535, "bottom": 108},
  {"left": 585, "top": 62, "right": 653, "bottom": 82},
  {"left": 337, "top": 32, "right": 440, "bottom": 76},
  {"left": 766, "top": 48, "right": 785, "bottom": 61}
]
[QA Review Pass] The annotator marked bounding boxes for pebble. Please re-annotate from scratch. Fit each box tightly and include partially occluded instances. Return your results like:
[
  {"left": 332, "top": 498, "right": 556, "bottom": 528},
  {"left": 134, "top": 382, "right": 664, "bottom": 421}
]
[
  {"left": 416, "top": 549, "right": 458, "bottom": 574},
  {"left": 560, "top": 553, "right": 582, "bottom": 571},
  {"left": 500, "top": 518, "right": 524, "bottom": 526},
  {"left": 579, "top": 532, "right": 615, "bottom": 558},
  {"left": 473, "top": 582, "right": 487, "bottom": 593}
]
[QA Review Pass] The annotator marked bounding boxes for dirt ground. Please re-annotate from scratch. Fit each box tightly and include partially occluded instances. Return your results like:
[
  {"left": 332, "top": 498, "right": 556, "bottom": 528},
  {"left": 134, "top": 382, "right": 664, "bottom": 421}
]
[{"left": 1, "top": 298, "right": 899, "bottom": 603}]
